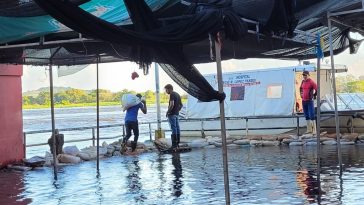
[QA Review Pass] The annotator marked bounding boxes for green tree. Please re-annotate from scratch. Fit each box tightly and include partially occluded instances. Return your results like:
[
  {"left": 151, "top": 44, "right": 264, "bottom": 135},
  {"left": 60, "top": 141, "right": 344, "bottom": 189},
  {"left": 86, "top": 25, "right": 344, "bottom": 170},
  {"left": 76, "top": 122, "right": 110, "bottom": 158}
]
[
  {"left": 54, "top": 91, "right": 68, "bottom": 104},
  {"left": 112, "top": 89, "right": 132, "bottom": 102},
  {"left": 336, "top": 75, "right": 357, "bottom": 93},
  {"left": 36, "top": 91, "right": 50, "bottom": 105},
  {"left": 63, "top": 89, "right": 88, "bottom": 103},
  {"left": 144, "top": 90, "right": 155, "bottom": 101},
  {"left": 23, "top": 96, "right": 31, "bottom": 105},
  {"left": 358, "top": 81, "right": 364, "bottom": 92}
]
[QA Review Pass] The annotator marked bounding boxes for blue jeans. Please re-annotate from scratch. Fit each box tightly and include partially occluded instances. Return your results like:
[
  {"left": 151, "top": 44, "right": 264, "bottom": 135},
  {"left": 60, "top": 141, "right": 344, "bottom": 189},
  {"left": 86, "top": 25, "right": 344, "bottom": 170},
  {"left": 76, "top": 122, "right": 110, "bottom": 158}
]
[
  {"left": 302, "top": 100, "right": 315, "bottom": 120},
  {"left": 168, "top": 115, "right": 180, "bottom": 135}
]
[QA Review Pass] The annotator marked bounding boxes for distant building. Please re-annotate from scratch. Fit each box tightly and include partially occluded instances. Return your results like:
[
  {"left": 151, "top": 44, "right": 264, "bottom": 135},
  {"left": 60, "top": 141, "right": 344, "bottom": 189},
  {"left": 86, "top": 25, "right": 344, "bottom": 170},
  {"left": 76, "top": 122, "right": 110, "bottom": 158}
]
[{"left": 359, "top": 75, "right": 364, "bottom": 80}]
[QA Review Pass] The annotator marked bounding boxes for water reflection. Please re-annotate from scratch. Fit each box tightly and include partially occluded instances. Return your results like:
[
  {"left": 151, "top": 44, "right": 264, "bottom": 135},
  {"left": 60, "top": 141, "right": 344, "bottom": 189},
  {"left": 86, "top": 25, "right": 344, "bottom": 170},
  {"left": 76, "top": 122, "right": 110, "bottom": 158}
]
[
  {"left": 95, "top": 175, "right": 103, "bottom": 205},
  {"left": 295, "top": 151, "right": 321, "bottom": 204},
  {"left": 156, "top": 155, "right": 167, "bottom": 199},
  {"left": 2, "top": 146, "right": 364, "bottom": 204},
  {"left": 0, "top": 170, "right": 31, "bottom": 205},
  {"left": 171, "top": 153, "right": 183, "bottom": 198},
  {"left": 125, "top": 159, "right": 146, "bottom": 203},
  {"left": 296, "top": 170, "right": 320, "bottom": 203}
]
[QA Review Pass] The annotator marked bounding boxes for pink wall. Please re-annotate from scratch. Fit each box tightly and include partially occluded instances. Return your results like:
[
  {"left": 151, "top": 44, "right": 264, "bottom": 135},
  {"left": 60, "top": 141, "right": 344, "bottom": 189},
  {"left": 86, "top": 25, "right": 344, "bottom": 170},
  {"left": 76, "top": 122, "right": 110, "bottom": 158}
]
[{"left": 0, "top": 64, "right": 23, "bottom": 167}]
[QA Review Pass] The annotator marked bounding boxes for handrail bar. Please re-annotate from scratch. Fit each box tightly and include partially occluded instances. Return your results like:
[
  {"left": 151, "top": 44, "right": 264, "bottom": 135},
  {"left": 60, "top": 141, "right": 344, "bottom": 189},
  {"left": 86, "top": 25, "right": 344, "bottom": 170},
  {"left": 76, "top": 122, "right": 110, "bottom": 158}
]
[{"left": 24, "top": 112, "right": 364, "bottom": 134}]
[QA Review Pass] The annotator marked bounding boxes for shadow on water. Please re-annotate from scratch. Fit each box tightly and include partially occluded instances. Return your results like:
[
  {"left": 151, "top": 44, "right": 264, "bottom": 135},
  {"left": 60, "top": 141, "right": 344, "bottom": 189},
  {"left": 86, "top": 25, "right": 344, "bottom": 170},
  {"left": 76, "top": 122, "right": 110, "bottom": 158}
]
[{"left": 2, "top": 145, "right": 364, "bottom": 204}]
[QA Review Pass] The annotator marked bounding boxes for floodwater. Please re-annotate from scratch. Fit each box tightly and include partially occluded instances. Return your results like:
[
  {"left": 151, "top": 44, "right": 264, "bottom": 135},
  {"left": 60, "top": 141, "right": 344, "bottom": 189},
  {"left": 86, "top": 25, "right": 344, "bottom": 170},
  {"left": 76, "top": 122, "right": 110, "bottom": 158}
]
[
  {"left": 1, "top": 145, "right": 364, "bottom": 204},
  {"left": 2, "top": 106, "right": 363, "bottom": 204}
]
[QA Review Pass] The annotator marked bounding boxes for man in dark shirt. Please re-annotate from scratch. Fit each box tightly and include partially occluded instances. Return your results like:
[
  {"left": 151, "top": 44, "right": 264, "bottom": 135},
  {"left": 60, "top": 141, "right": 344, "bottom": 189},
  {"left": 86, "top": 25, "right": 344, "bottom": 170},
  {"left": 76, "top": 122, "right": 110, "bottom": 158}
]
[
  {"left": 164, "top": 84, "right": 183, "bottom": 149},
  {"left": 122, "top": 94, "right": 147, "bottom": 152}
]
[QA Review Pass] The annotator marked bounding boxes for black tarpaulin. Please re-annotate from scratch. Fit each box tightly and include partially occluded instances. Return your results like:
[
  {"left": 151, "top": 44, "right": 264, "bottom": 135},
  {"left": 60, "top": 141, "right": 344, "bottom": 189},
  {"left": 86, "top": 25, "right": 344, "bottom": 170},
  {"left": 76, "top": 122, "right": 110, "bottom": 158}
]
[
  {"left": 0, "top": 0, "right": 363, "bottom": 101},
  {"left": 33, "top": 0, "right": 248, "bottom": 102}
]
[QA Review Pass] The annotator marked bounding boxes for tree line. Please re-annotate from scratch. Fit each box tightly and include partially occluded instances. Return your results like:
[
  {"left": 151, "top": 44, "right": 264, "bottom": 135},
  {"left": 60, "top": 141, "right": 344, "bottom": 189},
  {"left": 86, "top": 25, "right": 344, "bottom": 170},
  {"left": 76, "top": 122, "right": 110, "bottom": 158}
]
[
  {"left": 336, "top": 75, "right": 364, "bottom": 93},
  {"left": 23, "top": 88, "right": 187, "bottom": 106},
  {"left": 23, "top": 75, "right": 363, "bottom": 107}
]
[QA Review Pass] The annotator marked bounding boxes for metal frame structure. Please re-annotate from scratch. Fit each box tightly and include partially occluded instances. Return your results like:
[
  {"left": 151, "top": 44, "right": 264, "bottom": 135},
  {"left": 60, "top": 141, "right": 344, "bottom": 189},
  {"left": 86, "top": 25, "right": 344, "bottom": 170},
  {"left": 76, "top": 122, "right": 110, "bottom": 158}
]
[
  {"left": 4, "top": 3, "right": 364, "bottom": 204},
  {"left": 326, "top": 3, "right": 364, "bottom": 173},
  {"left": 6, "top": 16, "right": 321, "bottom": 202},
  {"left": 154, "top": 63, "right": 162, "bottom": 131},
  {"left": 215, "top": 38, "right": 230, "bottom": 204},
  {"left": 0, "top": 18, "right": 318, "bottom": 51},
  {"left": 96, "top": 56, "right": 100, "bottom": 176},
  {"left": 316, "top": 55, "right": 322, "bottom": 191},
  {"left": 23, "top": 112, "right": 364, "bottom": 149}
]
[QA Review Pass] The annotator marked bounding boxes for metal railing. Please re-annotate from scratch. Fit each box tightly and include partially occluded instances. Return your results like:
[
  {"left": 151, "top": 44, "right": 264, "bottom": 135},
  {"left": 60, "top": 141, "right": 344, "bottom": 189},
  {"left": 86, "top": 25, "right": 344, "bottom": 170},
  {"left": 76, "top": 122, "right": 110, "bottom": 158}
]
[{"left": 23, "top": 112, "right": 364, "bottom": 157}]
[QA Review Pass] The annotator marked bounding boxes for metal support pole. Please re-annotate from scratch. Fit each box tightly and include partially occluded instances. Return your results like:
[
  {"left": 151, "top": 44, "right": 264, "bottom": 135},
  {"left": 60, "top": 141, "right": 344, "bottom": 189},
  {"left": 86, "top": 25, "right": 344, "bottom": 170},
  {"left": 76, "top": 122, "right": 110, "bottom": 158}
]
[
  {"left": 296, "top": 117, "right": 300, "bottom": 136},
  {"left": 149, "top": 123, "right": 152, "bottom": 141},
  {"left": 96, "top": 57, "right": 100, "bottom": 175},
  {"left": 23, "top": 133, "right": 26, "bottom": 159},
  {"left": 92, "top": 128, "right": 95, "bottom": 147},
  {"left": 328, "top": 15, "right": 342, "bottom": 172},
  {"left": 201, "top": 121, "right": 205, "bottom": 137},
  {"left": 245, "top": 118, "right": 249, "bottom": 137},
  {"left": 49, "top": 64, "right": 58, "bottom": 180},
  {"left": 155, "top": 63, "right": 162, "bottom": 131},
  {"left": 316, "top": 56, "right": 322, "bottom": 188},
  {"left": 215, "top": 39, "right": 230, "bottom": 205}
]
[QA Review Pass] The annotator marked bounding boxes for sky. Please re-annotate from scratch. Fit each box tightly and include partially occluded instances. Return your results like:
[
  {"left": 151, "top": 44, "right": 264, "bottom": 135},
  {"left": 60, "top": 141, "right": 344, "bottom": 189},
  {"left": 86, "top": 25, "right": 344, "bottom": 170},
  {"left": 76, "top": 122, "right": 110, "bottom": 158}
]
[{"left": 22, "top": 43, "right": 364, "bottom": 94}]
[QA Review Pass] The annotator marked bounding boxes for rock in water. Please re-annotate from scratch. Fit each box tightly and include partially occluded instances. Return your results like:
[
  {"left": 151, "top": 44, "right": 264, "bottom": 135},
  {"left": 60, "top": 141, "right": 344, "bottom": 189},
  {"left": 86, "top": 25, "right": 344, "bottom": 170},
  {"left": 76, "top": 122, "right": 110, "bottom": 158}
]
[
  {"left": 63, "top": 146, "right": 80, "bottom": 156},
  {"left": 306, "top": 141, "right": 318, "bottom": 146},
  {"left": 282, "top": 139, "right": 293, "bottom": 145},
  {"left": 262, "top": 141, "right": 280, "bottom": 146},
  {"left": 188, "top": 139, "right": 209, "bottom": 148},
  {"left": 278, "top": 134, "right": 294, "bottom": 141},
  {"left": 7, "top": 165, "right": 32, "bottom": 171},
  {"left": 78, "top": 152, "right": 95, "bottom": 161},
  {"left": 247, "top": 136, "right": 262, "bottom": 140},
  {"left": 234, "top": 139, "right": 250, "bottom": 145},
  {"left": 250, "top": 140, "right": 263, "bottom": 146},
  {"left": 57, "top": 154, "right": 81, "bottom": 164},
  {"left": 289, "top": 141, "right": 304, "bottom": 146},
  {"left": 107, "top": 145, "right": 115, "bottom": 154},
  {"left": 112, "top": 151, "right": 122, "bottom": 157},
  {"left": 24, "top": 156, "right": 45, "bottom": 167},
  {"left": 261, "top": 135, "right": 278, "bottom": 141},
  {"left": 322, "top": 140, "right": 337, "bottom": 145},
  {"left": 340, "top": 141, "right": 355, "bottom": 145},
  {"left": 114, "top": 145, "right": 122, "bottom": 151},
  {"left": 342, "top": 133, "right": 359, "bottom": 141}
]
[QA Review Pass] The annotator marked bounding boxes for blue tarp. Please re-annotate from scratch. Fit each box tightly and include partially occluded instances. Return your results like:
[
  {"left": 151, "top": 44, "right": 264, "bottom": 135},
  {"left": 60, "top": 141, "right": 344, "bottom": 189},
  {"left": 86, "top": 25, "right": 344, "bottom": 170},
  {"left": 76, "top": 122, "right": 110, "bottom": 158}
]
[{"left": 0, "top": 0, "right": 169, "bottom": 44}]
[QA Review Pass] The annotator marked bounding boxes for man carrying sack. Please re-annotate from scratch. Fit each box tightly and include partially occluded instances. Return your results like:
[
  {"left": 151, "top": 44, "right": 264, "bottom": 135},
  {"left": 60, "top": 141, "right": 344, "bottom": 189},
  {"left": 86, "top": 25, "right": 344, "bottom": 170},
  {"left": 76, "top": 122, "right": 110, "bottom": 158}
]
[{"left": 122, "top": 94, "right": 147, "bottom": 152}]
